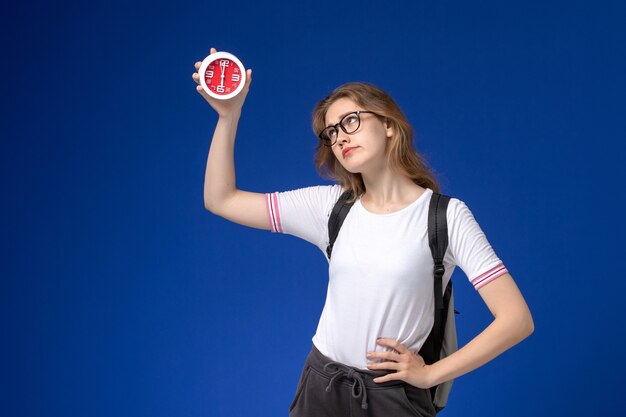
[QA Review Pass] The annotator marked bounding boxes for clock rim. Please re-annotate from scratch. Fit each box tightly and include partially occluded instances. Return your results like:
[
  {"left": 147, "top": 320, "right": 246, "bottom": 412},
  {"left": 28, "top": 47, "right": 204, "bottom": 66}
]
[{"left": 199, "top": 51, "right": 247, "bottom": 100}]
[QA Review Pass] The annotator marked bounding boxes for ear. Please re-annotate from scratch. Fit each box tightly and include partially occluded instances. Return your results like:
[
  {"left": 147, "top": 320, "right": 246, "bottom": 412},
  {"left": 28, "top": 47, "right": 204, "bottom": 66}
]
[{"left": 385, "top": 118, "right": 394, "bottom": 138}]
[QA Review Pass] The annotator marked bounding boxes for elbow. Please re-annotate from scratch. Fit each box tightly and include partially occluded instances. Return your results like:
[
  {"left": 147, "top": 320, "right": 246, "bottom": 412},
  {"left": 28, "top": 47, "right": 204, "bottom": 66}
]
[
  {"left": 515, "top": 310, "right": 535, "bottom": 342},
  {"left": 498, "top": 309, "right": 535, "bottom": 344},
  {"left": 204, "top": 198, "right": 222, "bottom": 215},
  {"left": 204, "top": 189, "right": 235, "bottom": 215},
  {"left": 520, "top": 301, "right": 535, "bottom": 338},
  {"left": 524, "top": 313, "right": 535, "bottom": 338}
]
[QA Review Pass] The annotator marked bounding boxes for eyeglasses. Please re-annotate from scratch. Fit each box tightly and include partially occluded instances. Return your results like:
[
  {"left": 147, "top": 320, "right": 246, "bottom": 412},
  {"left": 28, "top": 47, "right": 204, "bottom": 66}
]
[{"left": 318, "top": 111, "right": 379, "bottom": 146}]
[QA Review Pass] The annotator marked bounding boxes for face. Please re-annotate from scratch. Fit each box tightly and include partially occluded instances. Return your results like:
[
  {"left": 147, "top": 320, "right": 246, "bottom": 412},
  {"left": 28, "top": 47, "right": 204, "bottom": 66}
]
[{"left": 324, "top": 98, "right": 393, "bottom": 174}]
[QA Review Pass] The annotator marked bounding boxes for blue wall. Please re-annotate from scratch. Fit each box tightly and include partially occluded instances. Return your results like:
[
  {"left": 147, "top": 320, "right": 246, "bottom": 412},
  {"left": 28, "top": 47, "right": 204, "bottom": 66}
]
[{"left": 3, "top": 1, "right": 625, "bottom": 416}]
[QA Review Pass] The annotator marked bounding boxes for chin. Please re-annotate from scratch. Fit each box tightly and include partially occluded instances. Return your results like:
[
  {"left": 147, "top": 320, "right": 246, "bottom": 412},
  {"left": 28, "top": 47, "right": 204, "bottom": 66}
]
[{"left": 338, "top": 161, "right": 363, "bottom": 174}]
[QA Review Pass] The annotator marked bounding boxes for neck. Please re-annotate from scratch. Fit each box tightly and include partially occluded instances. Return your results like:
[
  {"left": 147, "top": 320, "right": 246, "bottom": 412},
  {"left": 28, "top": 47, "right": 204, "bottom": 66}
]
[{"left": 360, "top": 165, "right": 423, "bottom": 205}]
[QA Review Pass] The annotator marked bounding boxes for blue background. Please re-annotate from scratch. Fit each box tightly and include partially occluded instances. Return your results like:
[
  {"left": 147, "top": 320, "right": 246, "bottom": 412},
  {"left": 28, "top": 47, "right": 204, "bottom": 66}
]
[{"left": 3, "top": 1, "right": 625, "bottom": 416}]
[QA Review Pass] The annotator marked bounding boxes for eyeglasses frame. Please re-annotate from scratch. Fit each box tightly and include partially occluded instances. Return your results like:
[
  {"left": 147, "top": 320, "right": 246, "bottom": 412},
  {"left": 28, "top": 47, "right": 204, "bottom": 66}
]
[{"left": 318, "top": 110, "right": 380, "bottom": 147}]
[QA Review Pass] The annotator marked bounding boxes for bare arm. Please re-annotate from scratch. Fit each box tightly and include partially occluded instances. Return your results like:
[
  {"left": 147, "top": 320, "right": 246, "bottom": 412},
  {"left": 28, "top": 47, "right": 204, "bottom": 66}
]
[
  {"left": 368, "top": 273, "right": 534, "bottom": 389},
  {"left": 193, "top": 48, "right": 270, "bottom": 231},
  {"left": 425, "top": 273, "right": 534, "bottom": 386}
]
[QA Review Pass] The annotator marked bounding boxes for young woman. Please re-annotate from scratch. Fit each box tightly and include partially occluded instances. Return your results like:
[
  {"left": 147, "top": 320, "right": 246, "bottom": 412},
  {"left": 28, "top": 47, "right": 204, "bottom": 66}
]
[{"left": 193, "top": 48, "right": 534, "bottom": 417}]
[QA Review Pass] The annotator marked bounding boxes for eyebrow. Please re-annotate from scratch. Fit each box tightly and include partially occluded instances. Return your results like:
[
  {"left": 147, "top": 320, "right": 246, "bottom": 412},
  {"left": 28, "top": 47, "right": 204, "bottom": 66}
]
[{"left": 325, "top": 110, "right": 360, "bottom": 128}]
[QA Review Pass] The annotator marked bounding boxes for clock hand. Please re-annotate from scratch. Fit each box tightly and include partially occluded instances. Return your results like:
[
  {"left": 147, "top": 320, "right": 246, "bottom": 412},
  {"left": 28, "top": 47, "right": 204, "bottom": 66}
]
[
  {"left": 220, "top": 61, "right": 226, "bottom": 86},
  {"left": 217, "top": 61, "right": 225, "bottom": 87}
]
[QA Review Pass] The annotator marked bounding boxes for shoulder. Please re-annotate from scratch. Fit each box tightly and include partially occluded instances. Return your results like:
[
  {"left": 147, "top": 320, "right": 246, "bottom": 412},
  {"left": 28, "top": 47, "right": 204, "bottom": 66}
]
[
  {"left": 272, "top": 183, "right": 344, "bottom": 214},
  {"left": 425, "top": 192, "right": 468, "bottom": 217},
  {"left": 433, "top": 193, "right": 471, "bottom": 216},
  {"left": 446, "top": 196, "right": 468, "bottom": 214},
  {"left": 436, "top": 194, "right": 480, "bottom": 233},
  {"left": 267, "top": 184, "right": 345, "bottom": 236},
  {"left": 273, "top": 183, "right": 342, "bottom": 198},
  {"left": 443, "top": 194, "right": 493, "bottom": 248},
  {"left": 326, "top": 183, "right": 347, "bottom": 211},
  {"left": 303, "top": 183, "right": 345, "bottom": 203}
]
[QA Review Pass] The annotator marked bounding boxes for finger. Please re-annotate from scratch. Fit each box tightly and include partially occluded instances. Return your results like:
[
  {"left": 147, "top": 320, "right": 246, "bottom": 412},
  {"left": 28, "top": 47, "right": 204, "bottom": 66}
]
[
  {"left": 192, "top": 73, "right": 200, "bottom": 84},
  {"left": 367, "top": 351, "right": 401, "bottom": 362},
  {"left": 196, "top": 84, "right": 208, "bottom": 98},
  {"left": 367, "top": 361, "right": 400, "bottom": 372},
  {"left": 373, "top": 372, "right": 402, "bottom": 384},
  {"left": 210, "top": 47, "right": 217, "bottom": 54},
  {"left": 377, "top": 338, "right": 409, "bottom": 354},
  {"left": 239, "top": 68, "right": 252, "bottom": 95},
  {"left": 195, "top": 61, "right": 201, "bottom": 69}
]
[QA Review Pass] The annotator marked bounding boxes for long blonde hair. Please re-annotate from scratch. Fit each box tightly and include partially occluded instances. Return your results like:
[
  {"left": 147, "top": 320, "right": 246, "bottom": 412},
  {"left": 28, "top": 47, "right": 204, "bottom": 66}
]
[{"left": 312, "top": 82, "right": 439, "bottom": 202}]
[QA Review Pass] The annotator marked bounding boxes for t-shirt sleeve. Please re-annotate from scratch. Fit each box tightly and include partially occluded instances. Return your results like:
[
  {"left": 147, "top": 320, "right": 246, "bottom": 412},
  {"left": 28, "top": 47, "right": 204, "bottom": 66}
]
[
  {"left": 265, "top": 184, "right": 343, "bottom": 254},
  {"left": 446, "top": 198, "right": 509, "bottom": 291}
]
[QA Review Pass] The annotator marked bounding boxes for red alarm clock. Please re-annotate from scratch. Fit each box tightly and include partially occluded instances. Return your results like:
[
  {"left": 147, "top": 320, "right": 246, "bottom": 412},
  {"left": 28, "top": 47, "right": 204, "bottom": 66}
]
[{"left": 199, "top": 51, "right": 246, "bottom": 100}]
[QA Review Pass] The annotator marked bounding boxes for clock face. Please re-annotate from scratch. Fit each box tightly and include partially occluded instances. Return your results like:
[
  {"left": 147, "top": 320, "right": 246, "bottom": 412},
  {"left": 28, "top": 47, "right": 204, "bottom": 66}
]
[{"left": 199, "top": 52, "right": 246, "bottom": 100}]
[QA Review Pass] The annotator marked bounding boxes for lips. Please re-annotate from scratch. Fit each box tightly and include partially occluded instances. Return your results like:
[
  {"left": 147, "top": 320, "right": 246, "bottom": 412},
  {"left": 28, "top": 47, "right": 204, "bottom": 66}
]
[{"left": 342, "top": 147, "right": 357, "bottom": 158}]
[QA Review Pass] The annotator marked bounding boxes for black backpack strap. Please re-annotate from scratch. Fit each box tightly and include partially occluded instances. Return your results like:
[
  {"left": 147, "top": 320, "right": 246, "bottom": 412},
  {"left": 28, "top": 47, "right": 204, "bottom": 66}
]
[
  {"left": 429, "top": 192, "right": 450, "bottom": 353},
  {"left": 420, "top": 192, "right": 451, "bottom": 405},
  {"left": 419, "top": 192, "right": 451, "bottom": 364},
  {"left": 326, "top": 190, "right": 355, "bottom": 260}
]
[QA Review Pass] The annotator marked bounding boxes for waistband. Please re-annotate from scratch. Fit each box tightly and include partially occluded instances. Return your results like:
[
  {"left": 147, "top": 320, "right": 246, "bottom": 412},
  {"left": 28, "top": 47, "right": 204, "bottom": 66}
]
[{"left": 306, "top": 344, "right": 407, "bottom": 410}]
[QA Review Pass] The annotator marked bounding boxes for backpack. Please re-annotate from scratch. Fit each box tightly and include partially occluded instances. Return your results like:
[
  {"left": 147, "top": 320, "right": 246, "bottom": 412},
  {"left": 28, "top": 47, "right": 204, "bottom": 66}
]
[{"left": 326, "top": 190, "right": 459, "bottom": 414}]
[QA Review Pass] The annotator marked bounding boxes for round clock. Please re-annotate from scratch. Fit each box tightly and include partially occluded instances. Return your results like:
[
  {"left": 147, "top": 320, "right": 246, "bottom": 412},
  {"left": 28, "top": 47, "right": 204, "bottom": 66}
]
[{"left": 198, "top": 51, "right": 247, "bottom": 100}]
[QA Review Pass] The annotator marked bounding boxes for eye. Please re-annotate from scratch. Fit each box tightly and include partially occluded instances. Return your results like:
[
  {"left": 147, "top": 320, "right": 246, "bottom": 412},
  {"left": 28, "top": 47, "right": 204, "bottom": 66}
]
[
  {"left": 322, "top": 127, "right": 337, "bottom": 142},
  {"left": 344, "top": 115, "right": 358, "bottom": 126}
]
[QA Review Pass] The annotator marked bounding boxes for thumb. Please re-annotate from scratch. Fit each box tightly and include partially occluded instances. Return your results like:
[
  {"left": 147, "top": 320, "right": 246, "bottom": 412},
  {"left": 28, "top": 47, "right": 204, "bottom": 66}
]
[{"left": 242, "top": 68, "right": 253, "bottom": 92}]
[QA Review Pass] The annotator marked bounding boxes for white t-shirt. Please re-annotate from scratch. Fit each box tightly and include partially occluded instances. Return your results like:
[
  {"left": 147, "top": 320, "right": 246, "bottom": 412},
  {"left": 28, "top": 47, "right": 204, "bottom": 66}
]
[{"left": 265, "top": 184, "right": 507, "bottom": 369}]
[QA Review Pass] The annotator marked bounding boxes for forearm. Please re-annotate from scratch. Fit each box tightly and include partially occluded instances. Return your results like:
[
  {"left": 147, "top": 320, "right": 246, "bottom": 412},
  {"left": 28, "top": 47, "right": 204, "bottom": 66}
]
[
  {"left": 428, "top": 313, "right": 534, "bottom": 387},
  {"left": 203, "top": 112, "right": 241, "bottom": 212}
]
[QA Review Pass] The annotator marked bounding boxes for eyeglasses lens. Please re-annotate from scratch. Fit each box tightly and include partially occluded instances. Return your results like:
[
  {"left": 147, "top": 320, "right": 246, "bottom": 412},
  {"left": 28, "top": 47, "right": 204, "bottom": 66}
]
[
  {"left": 341, "top": 113, "right": 360, "bottom": 134},
  {"left": 319, "top": 112, "right": 361, "bottom": 146}
]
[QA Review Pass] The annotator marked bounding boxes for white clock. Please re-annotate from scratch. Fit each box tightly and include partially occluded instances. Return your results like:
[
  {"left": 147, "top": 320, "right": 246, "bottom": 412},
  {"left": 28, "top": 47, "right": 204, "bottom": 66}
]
[{"left": 198, "top": 51, "right": 247, "bottom": 100}]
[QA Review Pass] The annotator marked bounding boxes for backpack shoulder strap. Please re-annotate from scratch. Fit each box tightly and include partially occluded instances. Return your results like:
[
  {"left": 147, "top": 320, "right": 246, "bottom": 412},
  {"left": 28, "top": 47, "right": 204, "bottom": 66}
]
[
  {"left": 428, "top": 192, "right": 451, "bottom": 361},
  {"left": 420, "top": 192, "right": 452, "bottom": 363},
  {"left": 423, "top": 191, "right": 453, "bottom": 412},
  {"left": 326, "top": 190, "right": 355, "bottom": 260},
  {"left": 429, "top": 192, "right": 451, "bottom": 307},
  {"left": 428, "top": 193, "right": 450, "bottom": 258}
]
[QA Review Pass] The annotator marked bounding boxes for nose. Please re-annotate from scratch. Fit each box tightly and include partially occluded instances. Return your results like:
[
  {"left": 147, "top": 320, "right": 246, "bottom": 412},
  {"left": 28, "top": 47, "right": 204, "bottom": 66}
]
[{"left": 336, "top": 129, "right": 350, "bottom": 146}]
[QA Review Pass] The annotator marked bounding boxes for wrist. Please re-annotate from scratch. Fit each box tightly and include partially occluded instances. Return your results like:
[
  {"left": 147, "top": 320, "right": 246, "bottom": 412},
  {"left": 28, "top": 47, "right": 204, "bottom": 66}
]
[
  {"left": 425, "top": 363, "right": 443, "bottom": 388},
  {"left": 217, "top": 110, "right": 241, "bottom": 121}
]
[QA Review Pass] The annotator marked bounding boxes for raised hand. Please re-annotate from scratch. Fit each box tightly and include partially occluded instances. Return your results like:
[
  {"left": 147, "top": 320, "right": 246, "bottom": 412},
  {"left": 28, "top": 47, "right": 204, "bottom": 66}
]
[{"left": 192, "top": 47, "right": 253, "bottom": 118}]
